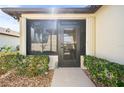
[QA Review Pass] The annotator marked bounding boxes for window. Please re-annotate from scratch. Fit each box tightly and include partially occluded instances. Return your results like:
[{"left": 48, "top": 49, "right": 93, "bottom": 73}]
[{"left": 27, "top": 20, "right": 57, "bottom": 55}]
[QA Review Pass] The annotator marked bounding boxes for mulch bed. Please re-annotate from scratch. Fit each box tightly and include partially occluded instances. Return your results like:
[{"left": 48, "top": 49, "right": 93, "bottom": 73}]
[
  {"left": 0, "top": 70, "right": 54, "bottom": 87},
  {"left": 83, "top": 69, "right": 104, "bottom": 87}
]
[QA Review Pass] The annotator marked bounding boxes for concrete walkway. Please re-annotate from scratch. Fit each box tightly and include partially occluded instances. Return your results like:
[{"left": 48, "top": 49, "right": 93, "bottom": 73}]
[{"left": 51, "top": 68, "right": 95, "bottom": 87}]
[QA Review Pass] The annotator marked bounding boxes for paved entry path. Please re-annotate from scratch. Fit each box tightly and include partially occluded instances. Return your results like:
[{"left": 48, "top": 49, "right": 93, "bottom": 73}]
[{"left": 51, "top": 68, "right": 95, "bottom": 87}]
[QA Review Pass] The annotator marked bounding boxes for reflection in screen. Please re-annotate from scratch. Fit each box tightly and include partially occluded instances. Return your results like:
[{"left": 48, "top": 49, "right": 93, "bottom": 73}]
[{"left": 30, "top": 20, "right": 57, "bottom": 54}]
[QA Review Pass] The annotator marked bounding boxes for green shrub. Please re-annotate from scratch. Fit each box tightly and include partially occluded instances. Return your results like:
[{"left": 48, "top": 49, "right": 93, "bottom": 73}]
[
  {"left": 0, "top": 52, "right": 24, "bottom": 75},
  {"left": 0, "top": 52, "right": 49, "bottom": 77},
  {"left": 84, "top": 55, "right": 124, "bottom": 87},
  {"left": 16, "top": 55, "right": 49, "bottom": 77},
  {"left": 0, "top": 46, "right": 13, "bottom": 52}
]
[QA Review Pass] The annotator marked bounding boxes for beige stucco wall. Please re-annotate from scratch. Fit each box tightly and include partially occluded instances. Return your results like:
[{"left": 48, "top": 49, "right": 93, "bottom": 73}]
[
  {"left": 95, "top": 6, "right": 124, "bottom": 64},
  {"left": 0, "top": 34, "right": 19, "bottom": 50},
  {"left": 20, "top": 17, "right": 26, "bottom": 55},
  {"left": 22, "top": 14, "right": 94, "bottom": 20},
  {"left": 86, "top": 16, "right": 96, "bottom": 56}
]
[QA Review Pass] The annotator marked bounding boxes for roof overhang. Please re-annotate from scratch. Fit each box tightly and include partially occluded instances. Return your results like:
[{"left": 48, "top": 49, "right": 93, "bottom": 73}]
[{"left": 1, "top": 5, "right": 102, "bottom": 20}]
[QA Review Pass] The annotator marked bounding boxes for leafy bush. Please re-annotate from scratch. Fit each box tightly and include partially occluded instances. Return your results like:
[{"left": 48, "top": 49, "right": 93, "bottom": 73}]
[
  {"left": 0, "top": 46, "right": 13, "bottom": 52},
  {"left": 16, "top": 55, "right": 49, "bottom": 77},
  {"left": 0, "top": 52, "right": 49, "bottom": 77},
  {"left": 0, "top": 52, "right": 24, "bottom": 75},
  {"left": 84, "top": 55, "right": 124, "bottom": 87}
]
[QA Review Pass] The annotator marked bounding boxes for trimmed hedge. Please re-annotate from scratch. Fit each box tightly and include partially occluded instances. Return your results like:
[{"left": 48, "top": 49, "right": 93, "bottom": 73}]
[
  {"left": 0, "top": 52, "right": 24, "bottom": 75},
  {"left": 16, "top": 55, "right": 49, "bottom": 77},
  {"left": 84, "top": 55, "right": 124, "bottom": 87}
]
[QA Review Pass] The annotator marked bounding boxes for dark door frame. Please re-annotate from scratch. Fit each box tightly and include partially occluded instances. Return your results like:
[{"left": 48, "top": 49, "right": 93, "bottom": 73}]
[{"left": 58, "top": 20, "right": 85, "bottom": 67}]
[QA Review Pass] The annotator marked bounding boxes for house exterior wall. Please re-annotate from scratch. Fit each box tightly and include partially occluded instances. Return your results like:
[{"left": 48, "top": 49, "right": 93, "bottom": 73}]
[
  {"left": 95, "top": 6, "right": 124, "bottom": 64},
  {"left": 86, "top": 16, "right": 96, "bottom": 56},
  {"left": 20, "top": 13, "right": 96, "bottom": 69},
  {"left": 20, "top": 6, "right": 124, "bottom": 68},
  {"left": 20, "top": 17, "right": 26, "bottom": 55},
  {"left": 0, "top": 34, "right": 19, "bottom": 50}
]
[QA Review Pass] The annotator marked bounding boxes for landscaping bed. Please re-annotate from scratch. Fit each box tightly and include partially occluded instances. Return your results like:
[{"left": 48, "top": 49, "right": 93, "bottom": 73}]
[
  {"left": 83, "top": 69, "right": 104, "bottom": 87},
  {"left": 84, "top": 55, "right": 124, "bottom": 87},
  {"left": 0, "top": 52, "right": 24, "bottom": 76},
  {"left": 0, "top": 52, "right": 54, "bottom": 87},
  {"left": 0, "top": 70, "right": 54, "bottom": 87}
]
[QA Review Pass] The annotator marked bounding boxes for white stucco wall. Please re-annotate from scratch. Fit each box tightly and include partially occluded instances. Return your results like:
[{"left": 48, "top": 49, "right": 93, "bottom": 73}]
[
  {"left": 0, "top": 34, "right": 19, "bottom": 50},
  {"left": 95, "top": 6, "right": 124, "bottom": 64}
]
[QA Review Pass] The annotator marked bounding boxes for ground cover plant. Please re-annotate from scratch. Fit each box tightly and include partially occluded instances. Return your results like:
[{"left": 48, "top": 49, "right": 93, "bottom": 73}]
[{"left": 84, "top": 55, "right": 124, "bottom": 87}]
